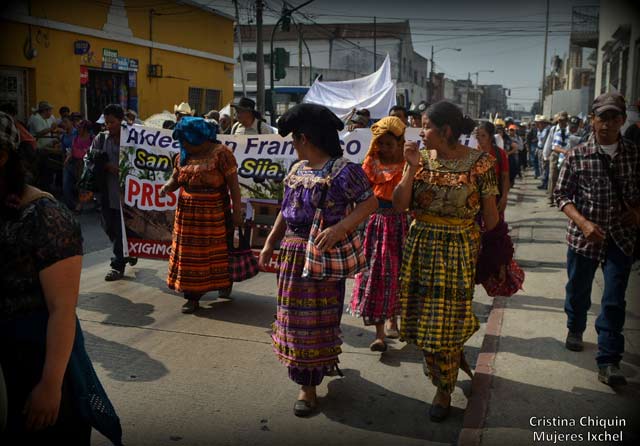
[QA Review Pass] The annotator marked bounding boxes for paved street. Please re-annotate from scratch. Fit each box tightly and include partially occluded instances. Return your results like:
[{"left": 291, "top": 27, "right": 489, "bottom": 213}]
[{"left": 78, "top": 172, "right": 639, "bottom": 446}]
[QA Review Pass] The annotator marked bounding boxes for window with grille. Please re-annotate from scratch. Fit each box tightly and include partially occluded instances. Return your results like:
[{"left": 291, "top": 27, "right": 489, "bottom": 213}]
[
  {"left": 188, "top": 87, "right": 221, "bottom": 115},
  {"left": 204, "top": 89, "right": 221, "bottom": 112},
  {"left": 188, "top": 87, "right": 203, "bottom": 115},
  {"left": 247, "top": 72, "right": 257, "bottom": 82}
]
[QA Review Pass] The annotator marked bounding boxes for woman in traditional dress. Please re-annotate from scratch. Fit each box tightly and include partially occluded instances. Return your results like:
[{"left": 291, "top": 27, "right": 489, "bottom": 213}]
[
  {"left": 348, "top": 116, "right": 409, "bottom": 351},
  {"left": 393, "top": 101, "right": 499, "bottom": 422},
  {"left": 0, "top": 111, "right": 122, "bottom": 444},
  {"left": 476, "top": 121, "right": 510, "bottom": 215},
  {"left": 475, "top": 123, "right": 525, "bottom": 297},
  {"left": 160, "top": 117, "right": 243, "bottom": 314},
  {"left": 259, "top": 104, "right": 377, "bottom": 417}
]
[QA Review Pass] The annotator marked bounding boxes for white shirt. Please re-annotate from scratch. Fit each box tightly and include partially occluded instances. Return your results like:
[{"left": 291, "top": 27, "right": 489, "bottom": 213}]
[
  {"left": 231, "top": 118, "right": 275, "bottom": 135},
  {"left": 600, "top": 143, "right": 618, "bottom": 158},
  {"left": 543, "top": 124, "right": 558, "bottom": 160},
  {"left": 28, "top": 113, "right": 58, "bottom": 149}
]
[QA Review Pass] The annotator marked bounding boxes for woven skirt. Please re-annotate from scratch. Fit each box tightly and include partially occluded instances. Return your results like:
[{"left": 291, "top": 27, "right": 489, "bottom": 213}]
[
  {"left": 399, "top": 219, "right": 481, "bottom": 353},
  {"left": 167, "top": 189, "right": 231, "bottom": 294},
  {"left": 348, "top": 210, "right": 409, "bottom": 325},
  {"left": 271, "top": 234, "right": 345, "bottom": 385}
]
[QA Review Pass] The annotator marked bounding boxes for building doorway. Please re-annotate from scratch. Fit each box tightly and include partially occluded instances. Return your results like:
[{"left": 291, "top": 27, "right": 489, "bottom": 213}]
[
  {"left": 86, "top": 68, "right": 130, "bottom": 122},
  {"left": 0, "top": 67, "right": 29, "bottom": 122}
]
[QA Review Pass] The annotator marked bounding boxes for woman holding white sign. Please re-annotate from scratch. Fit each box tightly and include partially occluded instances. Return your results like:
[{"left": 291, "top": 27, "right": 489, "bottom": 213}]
[
  {"left": 348, "top": 116, "right": 409, "bottom": 351},
  {"left": 259, "top": 104, "right": 377, "bottom": 418},
  {"left": 393, "top": 101, "right": 499, "bottom": 422},
  {"left": 160, "top": 117, "right": 243, "bottom": 314}
]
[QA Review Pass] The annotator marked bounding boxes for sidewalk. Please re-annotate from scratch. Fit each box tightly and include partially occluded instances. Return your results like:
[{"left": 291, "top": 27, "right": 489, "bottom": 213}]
[{"left": 461, "top": 172, "right": 640, "bottom": 445}]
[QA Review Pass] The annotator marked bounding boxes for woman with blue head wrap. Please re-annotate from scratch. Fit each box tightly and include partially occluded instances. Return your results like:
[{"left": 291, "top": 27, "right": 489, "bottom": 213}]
[{"left": 160, "top": 116, "right": 243, "bottom": 313}]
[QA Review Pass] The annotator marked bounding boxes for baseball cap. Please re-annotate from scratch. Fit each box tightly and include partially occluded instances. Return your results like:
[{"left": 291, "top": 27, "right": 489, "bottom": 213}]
[{"left": 592, "top": 92, "right": 626, "bottom": 116}]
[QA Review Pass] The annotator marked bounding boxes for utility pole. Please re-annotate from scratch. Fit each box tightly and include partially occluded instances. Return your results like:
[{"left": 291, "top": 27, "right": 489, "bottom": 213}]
[
  {"left": 298, "top": 24, "right": 303, "bottom": 85},
  {"left": 428, "top": 45, "right": 434, "bottom": 103},
  {"left": 373, "top": 16, "right": 377, "bottom": 72},
  {"left": 466, "top": 72, "right": 471, "bottom": 115},
  {"left": 234, "top": 0, "right": 247, "bottom": 96},
  {"left": 540, "top": 0, "right": 550, "bottom": 112},
  {"left": 256, "top": 0, "right": 265, "bottom": 114}
]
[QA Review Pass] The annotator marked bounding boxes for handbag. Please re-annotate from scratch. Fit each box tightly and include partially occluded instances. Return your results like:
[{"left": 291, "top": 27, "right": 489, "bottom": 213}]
[
  {"left": 482, "top": 259, "right": 525, "bottom": 297},
  {"left": 77, "top": 133, "right": 108, "bottom": 193},
  {"left": 302, "top": 176, "right": 367, "bottom": 280},
  {"left": 228, "top": 225, "right": 259, "bottom": 282}
]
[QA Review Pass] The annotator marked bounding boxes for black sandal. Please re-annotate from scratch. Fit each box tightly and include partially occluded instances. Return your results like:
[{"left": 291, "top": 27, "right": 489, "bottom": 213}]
[
  {"left": 369, "top": 339, "right": 388, "bottom": 352},
  {"left": 181, "top": 300, "right": 200, "bottom": 314},
  {"left": 429, "top": 403, "right": 451, "bottom": 422}
]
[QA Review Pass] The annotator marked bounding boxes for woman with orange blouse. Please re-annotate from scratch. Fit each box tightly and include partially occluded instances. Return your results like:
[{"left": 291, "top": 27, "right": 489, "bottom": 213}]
[
  {"left": 348, "top": 116, "right": 410, "bottom": 351},
  {"left": 160, "top": 117, "right": 243, "bottom": 314}
]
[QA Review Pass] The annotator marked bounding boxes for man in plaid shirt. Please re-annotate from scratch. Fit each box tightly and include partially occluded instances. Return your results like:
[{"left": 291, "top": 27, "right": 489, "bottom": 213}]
[{"left": 554, "top": 92, "right": 640, "bottom": 386}]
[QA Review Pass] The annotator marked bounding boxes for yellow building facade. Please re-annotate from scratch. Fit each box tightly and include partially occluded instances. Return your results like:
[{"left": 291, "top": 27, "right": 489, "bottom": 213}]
[{"left": 0, "top": 0, "right": 235, "bottom": 122}]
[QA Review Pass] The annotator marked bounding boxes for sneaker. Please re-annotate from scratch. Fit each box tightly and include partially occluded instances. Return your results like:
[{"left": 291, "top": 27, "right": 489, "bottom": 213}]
[
  {"left": 104, "top": 269, "right": 124, "bottom": 281},
  {"left": 598, "top": 364, "right": 627, "bottom": 386},
  {"left": 537, "top": 184, "right": 547, "bottom": 190},
  {"left": 565, "top": 331, "right": 584, "bottom": 352},
  {"left": 127, "top": 257, "right": 138, "bottom": 267}
]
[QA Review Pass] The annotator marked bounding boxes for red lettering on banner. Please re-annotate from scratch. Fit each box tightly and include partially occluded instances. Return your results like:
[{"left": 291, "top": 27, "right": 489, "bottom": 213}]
[
  {"left": 127, "top": 177, "right": 141, "bottom": 204},
  {"left": 124, "top": 175, "right": 179, "bottom": 211},
  {"left": 141, "top": 182, "right": 154, "bottom": 207}
]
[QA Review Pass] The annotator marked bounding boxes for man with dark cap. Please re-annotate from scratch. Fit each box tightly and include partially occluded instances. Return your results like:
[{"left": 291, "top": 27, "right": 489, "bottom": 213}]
[
  {"left": 230, "top": 97, "right": 274, "bottom": 135},
  {"left": 554, "top": 92, "right": 640, "bottom": 386}
]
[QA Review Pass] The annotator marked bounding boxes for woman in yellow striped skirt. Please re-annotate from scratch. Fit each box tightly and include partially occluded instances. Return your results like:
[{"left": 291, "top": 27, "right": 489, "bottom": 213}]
[
  {"left": 160, "top": 117, "right": 243, "bottom": 314},
  {"left": 393, "top": 101, "right": 499, "bottom": 422}
]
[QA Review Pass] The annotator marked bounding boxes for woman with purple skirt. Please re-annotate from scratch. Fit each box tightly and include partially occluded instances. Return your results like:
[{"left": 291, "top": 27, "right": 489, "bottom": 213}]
[{"left": 259, "top": 104, "right": 377, "bottom": 417}]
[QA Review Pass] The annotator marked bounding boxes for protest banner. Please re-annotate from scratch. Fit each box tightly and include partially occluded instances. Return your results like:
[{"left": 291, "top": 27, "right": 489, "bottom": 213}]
[{"left": 119, "top": 123, "right": 476, "bottom": 269}]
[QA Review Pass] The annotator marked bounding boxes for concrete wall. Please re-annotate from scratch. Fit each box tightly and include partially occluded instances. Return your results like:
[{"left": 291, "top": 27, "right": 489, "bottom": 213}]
[{"left": 543, "top": 87, "right": 592, "bottom": 117}]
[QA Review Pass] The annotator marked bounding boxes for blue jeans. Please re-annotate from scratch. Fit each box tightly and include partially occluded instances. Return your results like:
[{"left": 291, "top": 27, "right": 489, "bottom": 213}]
[
  {"left": 531, "top": 148, "right": 540, "bottom": 177},
  {"left": 565, "top": 243, "right": 633, "bottom": 365},
  {"left": 540, "top": 159, "right": 549, "bottom": 188}
]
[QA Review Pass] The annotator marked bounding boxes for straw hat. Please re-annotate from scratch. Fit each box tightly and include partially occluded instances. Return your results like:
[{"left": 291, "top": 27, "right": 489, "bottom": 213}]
[
  {"left": 534, "top": 114, "right": 550, "bottom": 123},
  {"left": 174, "top": 102, "right": 194, "bottom": 116}
]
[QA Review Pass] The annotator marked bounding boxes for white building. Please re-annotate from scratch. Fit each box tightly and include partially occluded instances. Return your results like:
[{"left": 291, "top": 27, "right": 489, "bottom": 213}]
[
  {"left": 595, "top": 0, "right": 640, "bottom": 103},
  {"left": 236, "top": 21, "right": 429, "bottom": 108}
]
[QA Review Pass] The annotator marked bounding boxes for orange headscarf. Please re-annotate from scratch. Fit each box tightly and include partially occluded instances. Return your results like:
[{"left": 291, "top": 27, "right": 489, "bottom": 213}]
[{"left": 362, "top": 116, "right": 406, "bottom": 201}]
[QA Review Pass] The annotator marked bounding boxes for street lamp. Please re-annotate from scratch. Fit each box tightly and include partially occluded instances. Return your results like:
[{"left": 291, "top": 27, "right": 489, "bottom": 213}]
[
  {"left": 466, "top": 69, "right": 494, "bottom": 117},
  {"left": 428, "top": 47, "right": 461, "bottom": 103}
]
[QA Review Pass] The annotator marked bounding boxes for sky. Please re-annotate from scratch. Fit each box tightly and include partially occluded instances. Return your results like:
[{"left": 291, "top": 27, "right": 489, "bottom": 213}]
[{"left": 204, "top": 0, "right": 600, "bottom": 110}]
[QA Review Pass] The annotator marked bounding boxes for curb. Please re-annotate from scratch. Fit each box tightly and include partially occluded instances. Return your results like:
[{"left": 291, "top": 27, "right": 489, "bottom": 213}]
[
  {"left": 458, "top": 296, "right": 507, "bottom": 446},
  {"left": 458, "top": 173, "right": 531, "bottom": 446}
]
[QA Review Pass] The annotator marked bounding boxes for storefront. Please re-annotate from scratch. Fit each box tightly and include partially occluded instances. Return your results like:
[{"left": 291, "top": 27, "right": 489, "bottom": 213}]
[
  {"left": 80, "top": 46, "right": 140, "bottom": 122},
  {"left": 0, "top": 1, "right": 235, "bottom": 123}
]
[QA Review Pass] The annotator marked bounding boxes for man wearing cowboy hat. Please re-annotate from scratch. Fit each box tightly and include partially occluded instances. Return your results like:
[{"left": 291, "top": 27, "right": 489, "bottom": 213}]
[
  {"left": 547, "top": 111, "right": 569, "bottom": 206},
  {"left": 533, "top": 114, "right": 552, "bottom": 189},
  {"left": 230, "top": 97, "right": 274, "bottom": 135},
  {"left": 174, "top": 102, "right": 194, "bottom": 123},
  {"left": 27, "top": 101, "right": 62, "bottom": 150}
]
